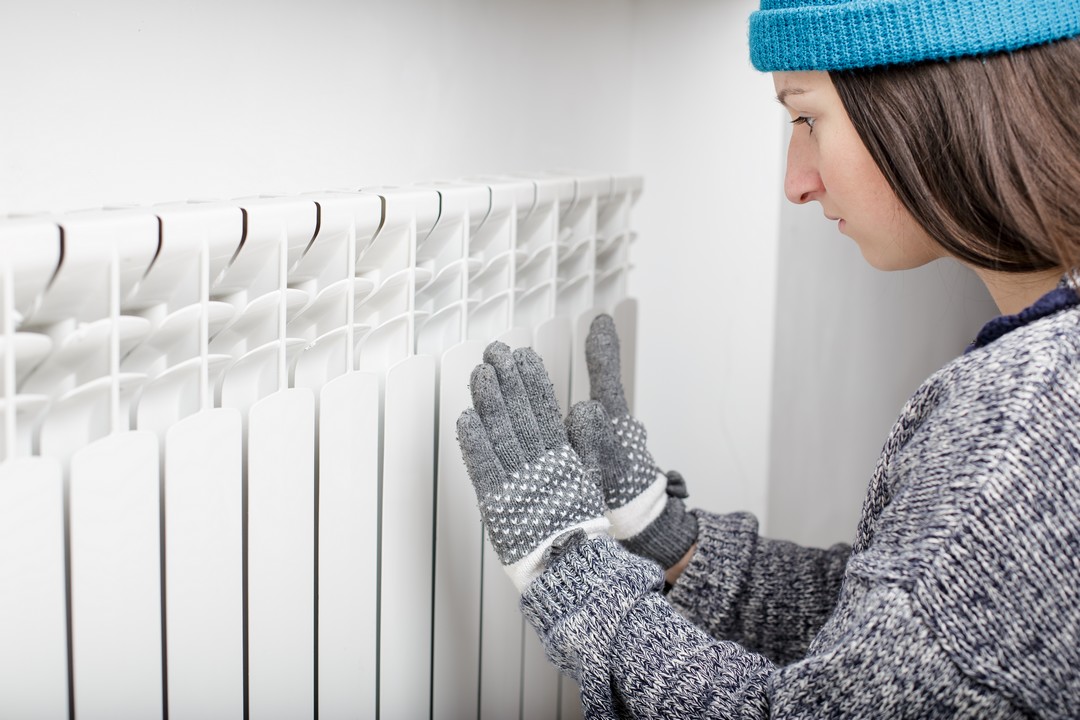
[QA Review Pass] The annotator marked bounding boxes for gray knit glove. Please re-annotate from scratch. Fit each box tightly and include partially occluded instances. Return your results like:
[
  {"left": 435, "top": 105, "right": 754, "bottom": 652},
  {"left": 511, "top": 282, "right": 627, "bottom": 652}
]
[
  {"left": 457, "top": 341, "right": 610, "bottom": 592},
  {"left": 586, "top": 314, "right": 698, "bottom": 569}
]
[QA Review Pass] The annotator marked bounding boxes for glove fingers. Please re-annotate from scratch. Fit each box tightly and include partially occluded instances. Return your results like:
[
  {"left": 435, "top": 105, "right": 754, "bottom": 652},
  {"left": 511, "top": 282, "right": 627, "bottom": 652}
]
[
  {"left": 483, "top": 341, "right": 544, "bottom": 459},
  {"left": 566, "top": 400, "right": 622, "bottom": 503},
  {"left": 456, "top": 408, "right": 506, "bottom": 495},
  {"left": 586, "top": 314, "right": 630, "bottom": 417},
  {"left": 469, "top": 363, "right": 526, "bottom": 473},
  {"left": 512, "top": 347, "right": 568, "bottom": 450},
  {"left": 565, "top": 400, "right": 608, "bottom": 474}
]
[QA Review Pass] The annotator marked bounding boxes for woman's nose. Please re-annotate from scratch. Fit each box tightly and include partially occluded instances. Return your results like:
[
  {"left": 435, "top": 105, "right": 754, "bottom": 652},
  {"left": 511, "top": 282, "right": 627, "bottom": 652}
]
[{"left": 784, "top": 135, "right": 824, "bottom": 204}]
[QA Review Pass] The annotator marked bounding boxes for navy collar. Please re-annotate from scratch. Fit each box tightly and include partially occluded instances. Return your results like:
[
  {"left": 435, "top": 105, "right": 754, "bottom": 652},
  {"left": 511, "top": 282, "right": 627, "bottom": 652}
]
[{"left": 965, "top": 279, "right": 1080, "bottom": 354}]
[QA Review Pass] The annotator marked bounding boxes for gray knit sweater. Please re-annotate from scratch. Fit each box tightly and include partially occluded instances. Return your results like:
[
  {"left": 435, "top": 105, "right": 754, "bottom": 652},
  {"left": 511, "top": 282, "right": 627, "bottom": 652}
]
[{"left": 521, "top": 293, "right": 1080, "bottom": 718}]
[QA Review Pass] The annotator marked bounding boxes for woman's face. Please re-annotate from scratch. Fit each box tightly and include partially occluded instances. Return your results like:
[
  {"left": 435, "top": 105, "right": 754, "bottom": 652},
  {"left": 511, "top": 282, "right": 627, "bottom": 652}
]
[{"left": 773, "top": 71, "right": 944, "bottom": 270}]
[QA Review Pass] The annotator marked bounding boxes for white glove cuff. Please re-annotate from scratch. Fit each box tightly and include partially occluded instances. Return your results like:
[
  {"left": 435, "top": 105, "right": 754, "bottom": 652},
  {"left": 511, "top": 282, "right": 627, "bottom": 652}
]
[
  {"left": 605, "top": 474, "right": 668, "bottom": 540},
  {"left": 505, "top": 516, "right": 611, "bottom": 593}
]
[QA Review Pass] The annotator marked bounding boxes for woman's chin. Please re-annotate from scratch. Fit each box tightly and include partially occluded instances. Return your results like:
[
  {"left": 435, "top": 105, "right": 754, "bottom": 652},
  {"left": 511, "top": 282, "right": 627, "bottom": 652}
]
[{"left": 853, "top": 234, "right": 944, "bottom": 272}]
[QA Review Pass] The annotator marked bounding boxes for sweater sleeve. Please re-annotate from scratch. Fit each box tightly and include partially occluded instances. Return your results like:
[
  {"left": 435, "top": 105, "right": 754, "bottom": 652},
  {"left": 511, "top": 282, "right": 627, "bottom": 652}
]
[
  {"left": 667, "top": 510, "right": 850, "bottom": 664},
  {"left": 520, "top": 536, "right": 1025, "bottom": 720}
]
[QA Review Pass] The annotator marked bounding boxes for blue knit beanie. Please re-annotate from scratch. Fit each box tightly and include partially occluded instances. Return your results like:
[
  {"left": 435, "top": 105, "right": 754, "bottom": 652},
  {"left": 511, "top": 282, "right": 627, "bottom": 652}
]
[{"left": 750, "top": 0, "right": 1080, "bottom": 72}]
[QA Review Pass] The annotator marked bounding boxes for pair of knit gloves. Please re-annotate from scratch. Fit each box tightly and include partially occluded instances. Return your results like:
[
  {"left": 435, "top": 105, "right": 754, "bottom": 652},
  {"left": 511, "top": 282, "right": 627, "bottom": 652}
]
[{"left": 457, "top": 315, "right": 698, "bottom": 592}]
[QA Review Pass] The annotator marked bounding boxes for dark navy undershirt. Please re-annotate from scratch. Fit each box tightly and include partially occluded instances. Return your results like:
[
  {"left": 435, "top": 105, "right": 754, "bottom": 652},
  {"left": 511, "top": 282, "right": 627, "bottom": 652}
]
[{"left": 965, "top": 283, "right": 1080, "bottom": 354}]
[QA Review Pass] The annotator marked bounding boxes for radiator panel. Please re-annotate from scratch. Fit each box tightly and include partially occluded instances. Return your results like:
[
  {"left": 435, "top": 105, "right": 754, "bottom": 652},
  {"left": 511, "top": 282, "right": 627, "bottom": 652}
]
[
  {"left": 0, "top": 173, "right": 641, "bottom": 719},
  {"left": 163, "top": 409, "right": 245, "bottom": 720}
]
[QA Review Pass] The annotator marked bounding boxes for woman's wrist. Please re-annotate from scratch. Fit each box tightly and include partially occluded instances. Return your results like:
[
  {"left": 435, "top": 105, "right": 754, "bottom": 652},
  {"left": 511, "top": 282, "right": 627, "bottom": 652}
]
[{"left": 664, "top": 542, "right": 697, "bottom": 586}]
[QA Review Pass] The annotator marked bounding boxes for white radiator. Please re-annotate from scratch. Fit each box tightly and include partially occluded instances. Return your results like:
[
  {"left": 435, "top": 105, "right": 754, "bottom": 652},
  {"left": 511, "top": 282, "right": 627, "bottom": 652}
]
[{"left": 0, "top": 173, "right": 641, "bottom": 720}]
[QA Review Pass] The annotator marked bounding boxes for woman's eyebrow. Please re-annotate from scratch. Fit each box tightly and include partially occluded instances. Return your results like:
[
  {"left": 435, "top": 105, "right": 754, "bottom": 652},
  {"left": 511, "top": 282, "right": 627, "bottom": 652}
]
[{"left": 776, "top": 88, "right": 806, "bottom": 106}]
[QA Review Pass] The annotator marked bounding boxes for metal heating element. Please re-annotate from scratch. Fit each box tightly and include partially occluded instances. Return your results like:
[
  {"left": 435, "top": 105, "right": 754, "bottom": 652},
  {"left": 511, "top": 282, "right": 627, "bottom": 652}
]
[{"left": 0, "top": 173, "right": 641, "bottom": 720}]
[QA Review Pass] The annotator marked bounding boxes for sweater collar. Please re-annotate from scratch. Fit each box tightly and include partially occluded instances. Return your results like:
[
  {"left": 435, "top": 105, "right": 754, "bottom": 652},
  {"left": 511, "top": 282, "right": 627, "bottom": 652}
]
[{"left": 966, "top": 276, "right": 1080, "bottom": 354}]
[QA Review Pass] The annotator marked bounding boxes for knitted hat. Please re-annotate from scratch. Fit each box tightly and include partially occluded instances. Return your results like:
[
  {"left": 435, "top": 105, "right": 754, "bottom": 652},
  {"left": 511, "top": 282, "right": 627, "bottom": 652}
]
[{"left": 750, "top": 0, "right": 1080, "bottom": 72}]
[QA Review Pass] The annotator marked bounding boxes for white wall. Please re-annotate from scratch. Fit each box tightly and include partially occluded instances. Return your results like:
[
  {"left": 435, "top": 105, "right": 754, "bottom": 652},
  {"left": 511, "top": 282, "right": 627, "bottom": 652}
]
[
  {"left": 0, "top": 0, "right": 637, "bottom": 213},
  {"left": 628, "top": 0, "right": 783, "bottom": 523}
]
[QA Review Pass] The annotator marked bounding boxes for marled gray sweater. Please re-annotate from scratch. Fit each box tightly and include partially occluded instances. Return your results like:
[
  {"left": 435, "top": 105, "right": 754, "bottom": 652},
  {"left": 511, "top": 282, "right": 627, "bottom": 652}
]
[{"left": 521, "top": 291, "right": 1080, "bottom": 718}]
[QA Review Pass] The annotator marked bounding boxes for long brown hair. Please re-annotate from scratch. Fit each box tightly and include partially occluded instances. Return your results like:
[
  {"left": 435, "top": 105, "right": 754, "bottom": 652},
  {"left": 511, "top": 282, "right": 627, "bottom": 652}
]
[{"left": 831, "top": 37, "right": 1080, "bottom": 274}]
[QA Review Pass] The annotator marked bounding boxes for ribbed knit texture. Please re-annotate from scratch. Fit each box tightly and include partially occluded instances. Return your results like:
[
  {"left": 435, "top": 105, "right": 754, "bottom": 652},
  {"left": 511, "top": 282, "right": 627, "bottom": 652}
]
[
  {"left": 749, "top": 0, "right": 1080, "bottom": 72},
  {"left": 668, "top": 510, "right": 849, "bottom": 666},
  {"left": 521, "top": 295, "right": 1080, "bottom": 717},
  {"left": 621, "top": 496, "right": 699, "bottom": 570},
  {"left": 522, "top": 535, "right": 773, "bottom": 720}
]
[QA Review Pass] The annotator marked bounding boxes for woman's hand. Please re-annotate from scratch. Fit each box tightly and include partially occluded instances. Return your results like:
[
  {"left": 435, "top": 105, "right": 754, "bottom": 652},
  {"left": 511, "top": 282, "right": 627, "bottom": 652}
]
[
  {"left": 586, "top": 314, "right": 699, "bottom": 571},
  {"left": 456, "top": 341, "right": 611, "bottom": 592}
]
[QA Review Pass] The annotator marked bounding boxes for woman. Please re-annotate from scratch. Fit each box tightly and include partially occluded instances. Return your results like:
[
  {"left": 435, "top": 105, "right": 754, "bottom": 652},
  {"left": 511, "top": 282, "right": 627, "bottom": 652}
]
[{"left": 457, "top": 1, "right": 1080, "bottom": 716}]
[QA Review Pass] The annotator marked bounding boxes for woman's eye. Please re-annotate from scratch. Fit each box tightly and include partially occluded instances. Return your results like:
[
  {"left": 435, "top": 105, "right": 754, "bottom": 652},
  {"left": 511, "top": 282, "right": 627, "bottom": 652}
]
[{"left": 790, "top": 116, "right": 816, "bottom": 133}]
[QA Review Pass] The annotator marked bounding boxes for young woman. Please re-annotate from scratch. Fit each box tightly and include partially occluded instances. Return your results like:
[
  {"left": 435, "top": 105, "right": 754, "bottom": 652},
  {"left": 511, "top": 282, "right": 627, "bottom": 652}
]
[{"left": 457, "top": 1, "right": 1080, "bottom": 716}]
